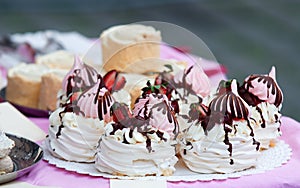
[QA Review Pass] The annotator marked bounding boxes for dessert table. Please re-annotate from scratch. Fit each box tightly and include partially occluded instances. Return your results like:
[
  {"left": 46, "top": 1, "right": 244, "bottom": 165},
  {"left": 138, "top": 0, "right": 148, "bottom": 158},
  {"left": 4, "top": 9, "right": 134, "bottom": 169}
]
[
  {"left": 15, "top": 116, "right": 300, "bottom": 188},
  {"left": 1, "top": 30, "right": 300, "bottom": 187}
]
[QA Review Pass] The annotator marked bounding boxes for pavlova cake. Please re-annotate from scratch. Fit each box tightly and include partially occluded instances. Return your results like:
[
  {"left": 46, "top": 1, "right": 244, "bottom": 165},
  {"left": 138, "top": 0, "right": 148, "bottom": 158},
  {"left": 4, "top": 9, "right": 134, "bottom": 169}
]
[
  {"left": 239, "top": 66, "right": 283, "bottom": 149},
  {"left": 95, "top": 82, "right": 179, "bottom": 176},
  {"left": 46, "top": 56, "right": 128, "bottom": 162},
  {"left": 179, "top": 79, "right": 261, "bottom": 173}
]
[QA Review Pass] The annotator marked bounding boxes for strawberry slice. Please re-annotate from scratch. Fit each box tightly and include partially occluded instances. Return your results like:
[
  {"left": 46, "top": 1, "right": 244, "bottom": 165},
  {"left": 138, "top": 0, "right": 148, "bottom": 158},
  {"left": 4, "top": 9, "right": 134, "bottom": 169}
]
[
  {"left": 103, "top": 70, "right": 126, "bottom": 93},
  {"left": 69, "top": 92, "right": 81, "bottom": 103},
  {"left": 111, "top": 102, "right": 132, "bottom": 123}
]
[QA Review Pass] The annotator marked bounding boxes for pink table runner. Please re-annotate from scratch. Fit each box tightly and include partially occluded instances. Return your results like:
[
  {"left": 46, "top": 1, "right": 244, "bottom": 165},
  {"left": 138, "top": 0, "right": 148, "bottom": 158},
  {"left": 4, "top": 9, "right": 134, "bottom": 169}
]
[{"left": 21, "top": 116, "right": 299, "bottom": 188}]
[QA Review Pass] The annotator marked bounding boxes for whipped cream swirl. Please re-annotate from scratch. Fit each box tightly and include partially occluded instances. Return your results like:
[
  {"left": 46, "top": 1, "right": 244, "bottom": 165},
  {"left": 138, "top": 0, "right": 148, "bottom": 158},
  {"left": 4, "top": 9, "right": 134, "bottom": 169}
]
[
  {"left": 47, "top": 107, "right": 106, "bottom": 162},
  {"left": 95, "top": 123, "right": 177, "bottom": 176},
  {"left": 180, "top": 120, "right": 260, "bottom": 173}
]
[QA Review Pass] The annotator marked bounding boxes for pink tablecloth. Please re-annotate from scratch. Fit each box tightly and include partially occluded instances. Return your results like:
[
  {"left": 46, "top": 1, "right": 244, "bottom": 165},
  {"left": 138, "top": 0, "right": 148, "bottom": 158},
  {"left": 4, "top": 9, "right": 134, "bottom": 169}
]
[{"left": 19, "top": 116, "right": 299, "bottom": 188}]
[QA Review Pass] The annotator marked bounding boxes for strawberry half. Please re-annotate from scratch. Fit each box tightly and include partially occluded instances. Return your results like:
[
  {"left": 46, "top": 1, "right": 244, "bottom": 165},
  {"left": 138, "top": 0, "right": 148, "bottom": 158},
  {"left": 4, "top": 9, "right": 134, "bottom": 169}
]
[{"left": 103, "top": 70, "right": 126, "bottom": 93}]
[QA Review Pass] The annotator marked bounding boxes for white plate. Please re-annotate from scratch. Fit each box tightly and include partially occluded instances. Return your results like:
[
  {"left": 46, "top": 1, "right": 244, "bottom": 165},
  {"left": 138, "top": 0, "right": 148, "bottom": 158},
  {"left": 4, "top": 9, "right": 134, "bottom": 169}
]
[{"left": 43, "top": 140, "right": 291, "bottom": 181}]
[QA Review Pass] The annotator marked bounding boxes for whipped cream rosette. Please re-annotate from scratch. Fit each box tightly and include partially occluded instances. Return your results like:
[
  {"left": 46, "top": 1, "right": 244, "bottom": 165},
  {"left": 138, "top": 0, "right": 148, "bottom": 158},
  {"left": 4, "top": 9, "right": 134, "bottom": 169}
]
[
  {"left": 180, "top": 80, "right": 260, "bottom": 174},
  {"left": 95, "top": 89, "right": 179, "bottom": 176},
  {"left": 57, "top": 55, "right": 98, "bottom": 106},
  {"left": 47, "top": 75, "right": 115, "bottom": 162},
  {"left": 239, "top": 66, "right": 283, "bottom": 149}
]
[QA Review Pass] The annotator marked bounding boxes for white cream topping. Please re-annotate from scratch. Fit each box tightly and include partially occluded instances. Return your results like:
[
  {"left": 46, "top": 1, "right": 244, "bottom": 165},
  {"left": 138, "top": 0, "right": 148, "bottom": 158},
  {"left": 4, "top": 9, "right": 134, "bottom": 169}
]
[
  {"left": 249, "top": 102, "right": 282, "bottom": 149},
  {"left": 95, "top": 123, "right": 177, "bottom": 176},
  {"left": 56, "top": 89, "right": 69, "bottom": 107},
  {"left": 180, "top": 120, "right": 260, "bottom": 173},
  {"left": 8, "top": 63, "right": 49, "bottom": 81},
  {"left": 0, "top": 132, "right": 15, "bottom": 158},
  {"left": 36, "top": 50, "right": 75, "bottom": 70},
  {"left": 47, "top": 107, "right": 106, "bottom": 162}
]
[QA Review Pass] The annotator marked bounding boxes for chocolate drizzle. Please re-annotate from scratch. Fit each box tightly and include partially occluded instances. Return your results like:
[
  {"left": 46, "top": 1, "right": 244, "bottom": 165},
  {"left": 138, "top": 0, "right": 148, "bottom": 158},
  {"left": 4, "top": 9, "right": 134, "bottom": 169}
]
[
  {"left": 84, "top": 64, "right": 98, "bottom": 86},
  {"left": 65, "top": 63, "right": 98, "bottom": 98},
  {"left": 256, "top": 106, "right": 266, "bottom": 128},
  {"left": 77, "top": 76, "right": 113, "bottom": 122},
  {"left": 66, "top": 69, "right": 85, "bottom": 97},
  {"left": 109, "top": 119, "right": 167, "bottom": 153},
  {"left": 109, "top": 100, "right": 175, "bottom": 153},
  {"left": 55, "top": 101, "right": 84, "bottom": 139}
]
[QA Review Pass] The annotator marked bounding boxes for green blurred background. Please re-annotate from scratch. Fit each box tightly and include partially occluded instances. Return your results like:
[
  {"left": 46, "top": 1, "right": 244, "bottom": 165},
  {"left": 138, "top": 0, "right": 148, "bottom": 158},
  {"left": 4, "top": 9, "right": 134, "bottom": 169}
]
[{"left": 0, "top": 0, "right": 299, "bottom": 121}]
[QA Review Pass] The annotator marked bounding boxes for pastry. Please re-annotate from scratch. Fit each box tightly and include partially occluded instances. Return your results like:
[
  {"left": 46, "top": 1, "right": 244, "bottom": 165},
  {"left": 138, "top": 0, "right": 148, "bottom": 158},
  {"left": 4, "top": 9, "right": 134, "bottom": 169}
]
[
  {"left": 101, "top": 24, "right": 161, "bottom": 72},
  {"left": 47, "top": 62, "right": 129, "bottom": 162},
  {"left": 6, "top": 63, "right": 49, "bottom": 108},
  {"left": 95, "top": 85, "right": 179, "bottom": 176},
  {"left": 0, "top": 131, "right": 15, "bottom": 174},
  {"left": 38, "top": 69, "right": 68, "bottom": 111},
  {"left": 5, "top": 52, "right": 95, "bottom": 111},
  {"left": 239, "top": 66, "right": 283, "bottom": 149},
  {"left": 47, "top": 76, "right": 114, "bottom": 162},
  {"left": 179, "top": 80, "right": 260, "bottom": 173}
]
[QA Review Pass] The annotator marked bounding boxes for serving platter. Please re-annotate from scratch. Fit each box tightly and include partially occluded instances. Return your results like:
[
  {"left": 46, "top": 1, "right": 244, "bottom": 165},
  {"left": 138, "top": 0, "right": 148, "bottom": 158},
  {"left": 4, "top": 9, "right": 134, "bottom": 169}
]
[
  {"left": 0, "top": 134, "right": 44, "bottom": 184},
  {"left": 43, "top": 140, "right": 291, "bottom": 181}
]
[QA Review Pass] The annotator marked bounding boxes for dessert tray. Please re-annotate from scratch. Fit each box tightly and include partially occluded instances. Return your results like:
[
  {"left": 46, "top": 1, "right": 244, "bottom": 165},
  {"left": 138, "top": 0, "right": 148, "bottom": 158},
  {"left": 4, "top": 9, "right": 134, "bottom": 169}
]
[
  {"left": 0, "top": 134, "right": 44, "bottom": 184},
  {"left": 43, "top": 140, "right": 291, "bottom": 181}
]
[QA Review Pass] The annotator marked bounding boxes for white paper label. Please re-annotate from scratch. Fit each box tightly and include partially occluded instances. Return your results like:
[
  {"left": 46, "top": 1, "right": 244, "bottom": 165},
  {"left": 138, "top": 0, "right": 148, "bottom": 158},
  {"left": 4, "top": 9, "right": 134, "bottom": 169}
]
[{"left": 110, "top": 179, "right": 167, "bottom": 188}]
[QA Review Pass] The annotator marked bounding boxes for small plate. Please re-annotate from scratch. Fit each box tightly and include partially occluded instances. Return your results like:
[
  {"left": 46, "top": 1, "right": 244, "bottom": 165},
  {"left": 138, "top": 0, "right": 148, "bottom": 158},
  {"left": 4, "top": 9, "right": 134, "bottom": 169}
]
[
  {"left": 0, "top": 88, "right": 50, "bottom": 117},
  {"left": 0, "top": 134, "right": 44, "bottom": 184}
]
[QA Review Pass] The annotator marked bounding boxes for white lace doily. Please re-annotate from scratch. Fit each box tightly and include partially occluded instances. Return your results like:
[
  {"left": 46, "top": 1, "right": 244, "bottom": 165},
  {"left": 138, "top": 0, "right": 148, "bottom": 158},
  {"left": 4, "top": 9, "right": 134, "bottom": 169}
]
[{"left": 42, "top": 140, "right": 291, "bottom": 181}]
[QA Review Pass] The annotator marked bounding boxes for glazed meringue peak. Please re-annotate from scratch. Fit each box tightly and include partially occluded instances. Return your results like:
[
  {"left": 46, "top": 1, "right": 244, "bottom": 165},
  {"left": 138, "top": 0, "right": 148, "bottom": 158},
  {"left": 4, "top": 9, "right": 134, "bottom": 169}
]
[
  {"left": 77, "top": 77, "right": 114, "bottom": 122},
  {"left": 62, "top": 55, "right": 98, "bottom": 97},
  {"left": 133, "top": 93, "right": 179, "bottom": 138},
  {"left": 174, "top": 63, "right": 211, "bottom": 98},
  {"left": 243, "top": 66, "right": 283, "bottom": 107}
]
